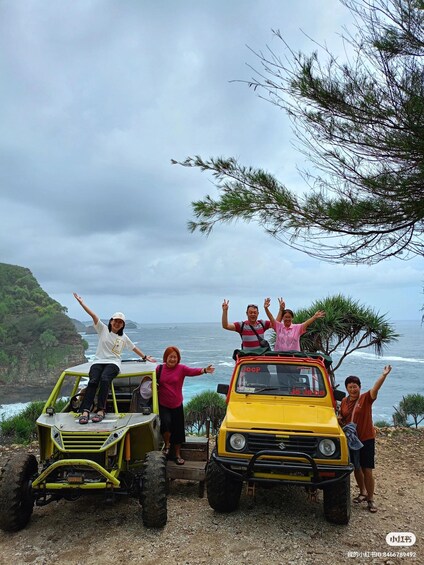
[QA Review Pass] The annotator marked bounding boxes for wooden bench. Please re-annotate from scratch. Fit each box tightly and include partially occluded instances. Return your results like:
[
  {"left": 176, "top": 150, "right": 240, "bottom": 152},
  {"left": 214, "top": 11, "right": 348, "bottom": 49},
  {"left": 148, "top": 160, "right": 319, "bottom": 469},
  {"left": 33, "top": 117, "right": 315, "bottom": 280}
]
[{"left": 166, "top": 437, "right": 209, "bottom": 497}]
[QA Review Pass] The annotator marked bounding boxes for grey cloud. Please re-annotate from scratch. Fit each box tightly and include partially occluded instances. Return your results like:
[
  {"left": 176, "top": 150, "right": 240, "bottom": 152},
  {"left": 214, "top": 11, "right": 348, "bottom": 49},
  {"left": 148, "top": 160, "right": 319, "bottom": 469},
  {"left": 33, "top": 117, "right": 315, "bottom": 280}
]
[{"left": 0, "top": 0, "right": 421, "bottom": 322}]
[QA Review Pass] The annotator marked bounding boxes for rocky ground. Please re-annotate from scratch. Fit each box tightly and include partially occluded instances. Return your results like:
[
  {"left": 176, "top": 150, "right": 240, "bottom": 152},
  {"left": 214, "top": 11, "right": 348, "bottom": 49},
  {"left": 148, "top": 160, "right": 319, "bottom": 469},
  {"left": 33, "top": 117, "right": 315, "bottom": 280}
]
[{"left": 0, "top": 429, "right": 422, "bottom": 565}]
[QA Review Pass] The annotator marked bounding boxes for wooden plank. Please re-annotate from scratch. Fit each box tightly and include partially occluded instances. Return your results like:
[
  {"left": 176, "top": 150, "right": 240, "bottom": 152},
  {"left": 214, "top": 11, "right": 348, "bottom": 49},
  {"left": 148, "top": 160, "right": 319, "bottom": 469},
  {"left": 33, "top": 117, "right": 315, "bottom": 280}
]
[
  {"left": 166, "top": 459, "right": 206, "bottom": 481},
  {"left": 180, "top": 437, "right": 209, "bottom": 461}
]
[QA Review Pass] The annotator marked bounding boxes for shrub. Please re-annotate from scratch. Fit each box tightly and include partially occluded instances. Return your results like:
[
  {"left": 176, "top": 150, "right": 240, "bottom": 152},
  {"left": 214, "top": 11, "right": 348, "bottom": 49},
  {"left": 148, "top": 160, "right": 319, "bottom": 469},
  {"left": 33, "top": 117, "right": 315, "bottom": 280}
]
[
  {"left": 374, "top": 420, "right": 391, "bottom": 428},
  {"left": 395, "top": 394, "right": 424, "bottom": 428},
  {"left": 184, "top": 390, "right": 227, "bottom": 435},
  {"left": 392, "top": 408, "right": 409, "bottom": 427},
  {"left": 393, "top": 394, "right": 424, "bottom": 428}
]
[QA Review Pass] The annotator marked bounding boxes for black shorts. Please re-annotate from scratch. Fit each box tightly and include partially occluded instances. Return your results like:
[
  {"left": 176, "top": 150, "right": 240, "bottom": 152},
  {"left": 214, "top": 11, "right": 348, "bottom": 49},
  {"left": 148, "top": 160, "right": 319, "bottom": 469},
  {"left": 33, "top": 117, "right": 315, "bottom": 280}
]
[
  {"left": 359, "top": 438, "right": 375, "bottom": 469},
  {"left": 159, "top": 404, "right": 185, "bottom": 445}
]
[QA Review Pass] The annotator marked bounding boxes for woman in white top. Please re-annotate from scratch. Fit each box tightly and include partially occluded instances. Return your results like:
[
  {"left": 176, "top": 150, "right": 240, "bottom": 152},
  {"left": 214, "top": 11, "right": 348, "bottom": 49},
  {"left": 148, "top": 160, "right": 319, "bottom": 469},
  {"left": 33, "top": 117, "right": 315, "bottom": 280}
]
[{"left": 73, "top": 293, "right": 155, "bottom": 424}]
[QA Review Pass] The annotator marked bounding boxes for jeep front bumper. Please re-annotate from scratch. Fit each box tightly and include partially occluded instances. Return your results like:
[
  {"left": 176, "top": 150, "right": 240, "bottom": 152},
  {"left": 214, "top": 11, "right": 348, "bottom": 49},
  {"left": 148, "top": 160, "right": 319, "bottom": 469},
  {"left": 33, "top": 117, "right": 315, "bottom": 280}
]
[{"left": 212, "top": 449, "right": 353, "bottom": 487}]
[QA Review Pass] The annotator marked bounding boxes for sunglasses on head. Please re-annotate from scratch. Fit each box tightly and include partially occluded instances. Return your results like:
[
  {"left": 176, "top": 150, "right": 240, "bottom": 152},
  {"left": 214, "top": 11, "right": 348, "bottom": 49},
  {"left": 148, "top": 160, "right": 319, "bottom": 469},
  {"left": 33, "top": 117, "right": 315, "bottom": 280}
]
[{"left": 247, "top": 304, "right": 258, "bottom": 309}]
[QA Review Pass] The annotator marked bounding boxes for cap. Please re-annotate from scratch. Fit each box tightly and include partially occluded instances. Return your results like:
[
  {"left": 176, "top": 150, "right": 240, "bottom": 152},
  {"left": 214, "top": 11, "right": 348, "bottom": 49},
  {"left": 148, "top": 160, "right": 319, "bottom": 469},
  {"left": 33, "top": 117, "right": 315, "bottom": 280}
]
[{"left": 111, "top": 312, "right": 126, "bottom": 322}]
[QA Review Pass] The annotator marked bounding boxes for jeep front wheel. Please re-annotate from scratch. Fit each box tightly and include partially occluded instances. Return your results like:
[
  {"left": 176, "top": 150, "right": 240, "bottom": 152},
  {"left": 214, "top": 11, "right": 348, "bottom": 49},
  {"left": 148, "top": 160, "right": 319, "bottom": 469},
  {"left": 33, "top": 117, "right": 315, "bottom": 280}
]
[
  {"left": 139, "top": 451, "right": 167, "bottom": 528},
  {"left": 206, "top": 457, "right": 242, "bottom": 512},
  {"left": 0, "top": 453, "right": 38, "bottom": 532},
  {"left": 323, "top": 475, "right": 351, "bottom": 525}
]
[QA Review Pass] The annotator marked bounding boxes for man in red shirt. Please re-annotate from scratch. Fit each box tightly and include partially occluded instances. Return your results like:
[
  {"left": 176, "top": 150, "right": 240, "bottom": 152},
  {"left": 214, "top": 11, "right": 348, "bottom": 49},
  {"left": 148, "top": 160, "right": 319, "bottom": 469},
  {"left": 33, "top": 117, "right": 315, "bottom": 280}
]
[
  {"left": 222, "top": 299, "right": 272, "bottom": 352},
  {"left": 339, "top": 365, "right": 392, "bottom": 513}
]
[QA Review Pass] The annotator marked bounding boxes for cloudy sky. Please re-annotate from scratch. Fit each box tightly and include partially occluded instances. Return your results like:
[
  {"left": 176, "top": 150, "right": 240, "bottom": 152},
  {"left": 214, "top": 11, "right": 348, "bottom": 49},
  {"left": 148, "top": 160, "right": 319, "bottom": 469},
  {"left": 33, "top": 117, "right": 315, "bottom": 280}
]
[{"left": 1, "top": 0, "right": 422, "bottom": 324}]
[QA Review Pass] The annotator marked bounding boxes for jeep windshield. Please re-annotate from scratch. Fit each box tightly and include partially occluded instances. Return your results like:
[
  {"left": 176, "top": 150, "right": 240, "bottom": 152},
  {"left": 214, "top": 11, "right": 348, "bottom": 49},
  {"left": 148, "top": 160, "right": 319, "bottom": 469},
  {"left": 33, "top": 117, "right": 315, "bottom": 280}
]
[{"left": 235, "top": 362, "right": 327, "bottom": 397}]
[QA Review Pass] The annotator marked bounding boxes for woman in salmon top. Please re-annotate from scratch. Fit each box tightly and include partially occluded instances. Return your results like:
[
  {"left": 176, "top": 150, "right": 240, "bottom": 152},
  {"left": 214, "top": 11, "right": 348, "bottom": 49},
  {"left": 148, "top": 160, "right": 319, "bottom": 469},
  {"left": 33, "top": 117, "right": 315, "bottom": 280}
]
[{"left": 338, "top": 365, "right": 392, "bottom": 513}]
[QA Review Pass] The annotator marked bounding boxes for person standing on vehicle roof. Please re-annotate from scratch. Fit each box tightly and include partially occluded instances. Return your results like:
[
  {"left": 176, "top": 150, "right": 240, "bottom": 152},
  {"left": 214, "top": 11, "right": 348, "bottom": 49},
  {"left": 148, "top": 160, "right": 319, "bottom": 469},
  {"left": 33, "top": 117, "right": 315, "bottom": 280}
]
[
  {"left": 222, "top": 299, "right": 272, "bottom": 352},
  {"left": 264, "top": 297, "right": 325, "bottom": 351},
  {"left": 73, "top": 293, "right": 156, "bottom": 424}
]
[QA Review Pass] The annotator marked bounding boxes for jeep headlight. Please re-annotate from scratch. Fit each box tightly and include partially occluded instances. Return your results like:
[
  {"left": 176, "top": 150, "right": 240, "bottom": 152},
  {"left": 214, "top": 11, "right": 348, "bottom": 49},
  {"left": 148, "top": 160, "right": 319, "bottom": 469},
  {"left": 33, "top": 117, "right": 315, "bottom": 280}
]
[
  {"left": 318, "top": 439, "right": 336, "bottom": 457},
  {"left": 229, "top": 433, "right": 246, "bottom": 451}
]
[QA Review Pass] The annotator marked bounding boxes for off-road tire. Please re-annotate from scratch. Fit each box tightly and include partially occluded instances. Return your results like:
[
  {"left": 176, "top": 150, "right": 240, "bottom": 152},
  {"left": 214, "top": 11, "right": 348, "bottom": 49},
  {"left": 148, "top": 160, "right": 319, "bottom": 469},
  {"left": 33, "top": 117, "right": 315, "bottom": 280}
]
[
  {"left": 139, "top": 451, "right": 167, "bottom": 528},
  {"left": 323, "top": 475, "right": 351, "bottom": 525},
  {"left": 0, "top": 453, "right": 38, "bottom": 532},
  {"left": 206, "top": 456, "right": 242, "bottom": 512}
]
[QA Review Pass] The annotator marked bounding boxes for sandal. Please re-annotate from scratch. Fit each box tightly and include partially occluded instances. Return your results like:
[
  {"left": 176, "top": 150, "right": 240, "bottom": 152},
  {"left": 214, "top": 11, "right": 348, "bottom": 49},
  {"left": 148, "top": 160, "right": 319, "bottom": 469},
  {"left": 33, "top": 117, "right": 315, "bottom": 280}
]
[
  {"left": 162, "top": 445, "right": 171, "bottom": 457},
  {"left": 92, "top": 412, "right": 105, "bottom": 423},
  {"left": 78, "top": 411, "right": 90, "bottom": 425},
  {"left": 367, "top": 500, "right": 377, "bottom": 513},
  {"left": 175, "top": 457, "right": 185, "bottom": 466},
  {"left": 353, "top": 494, "right": 367, "bottom": 503}
]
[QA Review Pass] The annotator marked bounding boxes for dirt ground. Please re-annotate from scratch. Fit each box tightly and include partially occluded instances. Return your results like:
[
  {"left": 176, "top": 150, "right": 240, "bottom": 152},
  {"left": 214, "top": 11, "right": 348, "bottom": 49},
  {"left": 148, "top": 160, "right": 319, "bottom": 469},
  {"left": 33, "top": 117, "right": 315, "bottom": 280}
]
[{"left": 0, "top": 428, "right": 422, "bottom": 565}]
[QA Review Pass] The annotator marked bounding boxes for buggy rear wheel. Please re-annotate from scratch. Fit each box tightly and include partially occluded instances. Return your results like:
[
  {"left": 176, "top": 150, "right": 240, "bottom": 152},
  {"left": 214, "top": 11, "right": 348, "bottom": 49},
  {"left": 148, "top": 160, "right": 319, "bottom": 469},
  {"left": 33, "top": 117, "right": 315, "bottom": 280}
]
[
  {"left": 0, "top": 453, "right": 38, "bottom": 532},
  {"left": 139, "top": 451, "right": 167, "bottom": 527}
]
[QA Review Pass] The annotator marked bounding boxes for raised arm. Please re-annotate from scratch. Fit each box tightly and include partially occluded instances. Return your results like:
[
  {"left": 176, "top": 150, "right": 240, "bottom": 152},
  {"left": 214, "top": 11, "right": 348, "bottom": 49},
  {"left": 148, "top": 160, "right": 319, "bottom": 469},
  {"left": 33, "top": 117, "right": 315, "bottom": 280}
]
[
  {"left": 264, "top": 297, "right": 276, "bottom": 329},
  {"left": 302, "top": 310, "right": 325, "bottom": 331},
  {"left": 132, "top": 346, "right": 156, "bottom": 363},
  {"left": 275, "top": 297, "right": 286, "bottom": 322},
  {"left": 73, "top": 293, "right": 99, "bottom": 325},
  {"left": 370, "top": 365, "right": 392, "bottom": 400},
  {"left": 222, "top": 299, "right": 236, "bottom": 331}
]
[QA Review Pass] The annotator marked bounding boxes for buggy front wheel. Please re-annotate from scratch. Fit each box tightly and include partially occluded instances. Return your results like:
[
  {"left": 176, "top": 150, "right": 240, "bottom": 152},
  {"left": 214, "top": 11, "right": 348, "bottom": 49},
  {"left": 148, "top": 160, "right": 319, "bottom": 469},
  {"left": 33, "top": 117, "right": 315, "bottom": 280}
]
[{"left": 0, "top": 453, "right": 38, "bottom": 532}]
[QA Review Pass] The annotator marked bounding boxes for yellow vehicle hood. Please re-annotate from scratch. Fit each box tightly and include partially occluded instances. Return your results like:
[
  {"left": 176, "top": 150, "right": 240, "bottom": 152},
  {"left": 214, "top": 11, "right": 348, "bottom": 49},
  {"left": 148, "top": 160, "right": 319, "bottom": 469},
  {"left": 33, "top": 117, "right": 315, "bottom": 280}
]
[{"left": 225, "top": 401, "right": 340, "bottom": 435}]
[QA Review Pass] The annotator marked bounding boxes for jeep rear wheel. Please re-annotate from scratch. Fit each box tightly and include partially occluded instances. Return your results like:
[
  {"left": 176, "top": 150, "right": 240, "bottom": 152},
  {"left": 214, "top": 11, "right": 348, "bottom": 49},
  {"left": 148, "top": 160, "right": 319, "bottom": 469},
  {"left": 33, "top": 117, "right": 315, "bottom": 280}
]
[
  {"left": 206, "top": 457, "right": 242, "bottom": 513},
  {"left": 0, "top": 453, "right": 38, "bottom": 532},
  {"left": 139, "top": 451, "right": 167, "bottom": 528},
  {"left": 323, "top": 475, "right": 351, "bottom": 525}
]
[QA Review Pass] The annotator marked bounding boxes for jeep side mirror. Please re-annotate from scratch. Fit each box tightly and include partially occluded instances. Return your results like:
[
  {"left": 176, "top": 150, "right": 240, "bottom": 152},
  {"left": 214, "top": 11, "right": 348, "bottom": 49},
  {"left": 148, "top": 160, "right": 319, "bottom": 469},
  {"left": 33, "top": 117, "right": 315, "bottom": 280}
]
[
  {"left": 217, "top": 384, "right": 229, "bottom": 395},
  {"left": 333, "top": 389, "right": 346, "bottom": 401}
]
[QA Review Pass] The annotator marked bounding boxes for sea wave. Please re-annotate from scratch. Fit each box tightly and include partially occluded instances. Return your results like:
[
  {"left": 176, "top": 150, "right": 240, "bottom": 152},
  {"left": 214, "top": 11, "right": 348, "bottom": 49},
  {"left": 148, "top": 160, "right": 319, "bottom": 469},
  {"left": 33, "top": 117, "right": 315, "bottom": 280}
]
[
  {"left": 333, "top": 350, "right": 424, "bottom": 364},
  {"left": 0, "top": 402, "right": 29, "bottom": 419}
]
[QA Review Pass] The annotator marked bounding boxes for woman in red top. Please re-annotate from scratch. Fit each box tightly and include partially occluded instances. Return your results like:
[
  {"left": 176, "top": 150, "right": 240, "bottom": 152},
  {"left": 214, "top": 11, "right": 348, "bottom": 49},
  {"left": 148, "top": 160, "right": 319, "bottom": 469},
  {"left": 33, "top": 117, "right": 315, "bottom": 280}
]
[
  {"left": 157, "top": 346, "right": 214, "bottom": 465},
  {"left": 339, "top": 365, "right": 392, "bottom": 513}
]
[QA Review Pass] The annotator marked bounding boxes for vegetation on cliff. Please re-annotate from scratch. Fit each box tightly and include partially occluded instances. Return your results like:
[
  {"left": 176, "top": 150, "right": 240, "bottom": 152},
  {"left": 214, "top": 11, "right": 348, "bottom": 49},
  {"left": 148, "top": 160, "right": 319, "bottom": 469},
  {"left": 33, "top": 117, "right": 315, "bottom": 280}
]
[{"left": 0, "top": 263, "right": 86, "bottom": 386}]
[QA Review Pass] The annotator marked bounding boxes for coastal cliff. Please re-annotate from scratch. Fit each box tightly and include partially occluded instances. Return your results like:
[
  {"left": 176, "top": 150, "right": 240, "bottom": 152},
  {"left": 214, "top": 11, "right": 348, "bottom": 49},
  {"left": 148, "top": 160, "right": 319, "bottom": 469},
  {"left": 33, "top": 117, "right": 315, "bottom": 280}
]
[{"left": 0, "top": 262, "right": 86, "bottom": 387}]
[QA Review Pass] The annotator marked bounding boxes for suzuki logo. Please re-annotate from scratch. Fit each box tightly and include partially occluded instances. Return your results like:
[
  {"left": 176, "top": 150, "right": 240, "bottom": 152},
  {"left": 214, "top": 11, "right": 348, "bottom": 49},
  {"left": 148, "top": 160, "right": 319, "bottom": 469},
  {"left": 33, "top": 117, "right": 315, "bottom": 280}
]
[{"left": 278, "top": 442, "right": 286, "bottom": 450}]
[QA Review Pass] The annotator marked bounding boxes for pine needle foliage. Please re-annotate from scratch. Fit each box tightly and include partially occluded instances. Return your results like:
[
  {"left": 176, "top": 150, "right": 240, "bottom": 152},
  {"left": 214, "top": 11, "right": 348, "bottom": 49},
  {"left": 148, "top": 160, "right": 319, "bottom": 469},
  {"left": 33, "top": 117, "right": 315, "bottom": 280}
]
[{"left": 177, "top": 0, "right": 424, "bottom": 265}]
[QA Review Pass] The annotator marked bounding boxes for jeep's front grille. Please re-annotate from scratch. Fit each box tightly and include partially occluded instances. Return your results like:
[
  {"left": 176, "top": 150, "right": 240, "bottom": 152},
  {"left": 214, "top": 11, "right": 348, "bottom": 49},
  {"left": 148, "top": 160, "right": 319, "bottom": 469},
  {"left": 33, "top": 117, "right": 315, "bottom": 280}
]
[
  {"left": 60, "top": 432, "right": 111, "bottom": 451},
  {"left": 246, "top": 433, "right": 318, "bottom": 455}
]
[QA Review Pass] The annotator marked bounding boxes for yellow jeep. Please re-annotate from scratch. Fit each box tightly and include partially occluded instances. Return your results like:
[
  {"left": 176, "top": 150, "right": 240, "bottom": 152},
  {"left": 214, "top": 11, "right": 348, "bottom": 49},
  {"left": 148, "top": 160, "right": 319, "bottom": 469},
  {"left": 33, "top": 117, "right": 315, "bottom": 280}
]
[{"left": 207, "top": 351, "right": 353, "bottom": 524}]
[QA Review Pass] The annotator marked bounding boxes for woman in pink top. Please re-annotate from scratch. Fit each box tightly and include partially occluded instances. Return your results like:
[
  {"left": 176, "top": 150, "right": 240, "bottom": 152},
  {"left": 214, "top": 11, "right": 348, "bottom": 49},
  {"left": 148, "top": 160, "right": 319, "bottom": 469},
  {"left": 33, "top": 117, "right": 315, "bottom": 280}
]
[
  {"left": 264, "top": 297, "right": 325, "bottom": 351},
  {"left": 158, "top": 346, "right": 214, "bottom": 465}
]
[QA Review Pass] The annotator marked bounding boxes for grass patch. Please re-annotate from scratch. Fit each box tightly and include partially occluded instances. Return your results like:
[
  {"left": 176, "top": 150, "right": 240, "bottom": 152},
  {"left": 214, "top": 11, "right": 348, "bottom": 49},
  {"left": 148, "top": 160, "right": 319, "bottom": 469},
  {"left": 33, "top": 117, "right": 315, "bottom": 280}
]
[{"left": 1, "top": 399, "right": 67, "bottom": 444}]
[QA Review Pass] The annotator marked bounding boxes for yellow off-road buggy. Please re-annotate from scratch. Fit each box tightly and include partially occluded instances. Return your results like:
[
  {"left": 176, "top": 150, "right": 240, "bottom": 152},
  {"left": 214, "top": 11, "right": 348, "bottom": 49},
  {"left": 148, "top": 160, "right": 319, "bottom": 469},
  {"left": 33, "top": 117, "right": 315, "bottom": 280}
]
[{"left": 0, "top": 360, "right": 167, "bottom": 532}]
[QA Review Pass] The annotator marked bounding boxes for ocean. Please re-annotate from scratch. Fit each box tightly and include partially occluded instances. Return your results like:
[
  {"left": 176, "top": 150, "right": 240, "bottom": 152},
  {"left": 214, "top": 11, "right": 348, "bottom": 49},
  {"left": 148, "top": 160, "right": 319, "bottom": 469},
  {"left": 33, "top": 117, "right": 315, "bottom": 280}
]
[{"left": 1, "top": 320, "right": 423, "bottom": 424}]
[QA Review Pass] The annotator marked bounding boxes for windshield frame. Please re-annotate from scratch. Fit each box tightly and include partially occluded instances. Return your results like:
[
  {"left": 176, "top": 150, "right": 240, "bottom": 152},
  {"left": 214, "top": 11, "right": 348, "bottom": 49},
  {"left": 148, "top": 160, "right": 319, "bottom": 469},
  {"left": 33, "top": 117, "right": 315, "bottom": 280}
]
[{"left": 235, "top": 360, "right": 328, "bottom": 398}]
